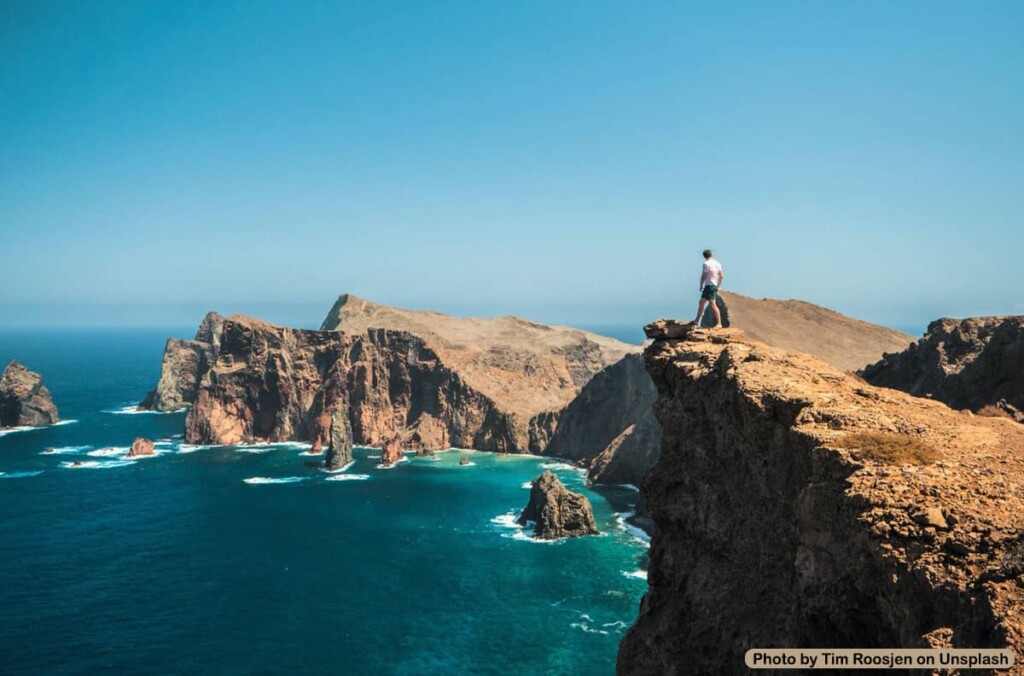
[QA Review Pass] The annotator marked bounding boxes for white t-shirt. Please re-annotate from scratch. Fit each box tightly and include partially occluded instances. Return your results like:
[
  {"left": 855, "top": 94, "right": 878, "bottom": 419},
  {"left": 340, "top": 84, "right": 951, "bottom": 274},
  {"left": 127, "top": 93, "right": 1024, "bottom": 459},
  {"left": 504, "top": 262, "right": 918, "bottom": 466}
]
[{"left": 702, "top": 258, "right": 723, "bottom": 288}]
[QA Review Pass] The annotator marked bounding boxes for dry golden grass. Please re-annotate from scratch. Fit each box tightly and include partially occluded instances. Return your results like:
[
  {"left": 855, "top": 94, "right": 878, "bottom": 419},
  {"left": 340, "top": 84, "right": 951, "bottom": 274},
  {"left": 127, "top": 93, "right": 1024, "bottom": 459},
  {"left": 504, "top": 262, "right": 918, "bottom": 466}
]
[
  {"left": 977, "top": 404, "right": 1014, "bottom": 420},
  {"left": 835, "top": 431, "right": 940, "bottom": 465}
]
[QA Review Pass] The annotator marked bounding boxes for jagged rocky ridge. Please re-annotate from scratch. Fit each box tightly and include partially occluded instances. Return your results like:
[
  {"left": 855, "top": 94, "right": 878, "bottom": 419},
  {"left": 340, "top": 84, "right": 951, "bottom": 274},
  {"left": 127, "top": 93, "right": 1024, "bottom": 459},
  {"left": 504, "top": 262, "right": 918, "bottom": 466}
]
[
  {"left": 618, "top": 320, "right": 1024, "bottom": 674},
  {"left": 863, "top": 316, "right": 1024, "bottom": 421},
  {"left": 518, "top": 471, "right": 599, "bottom": 539},
  {"left": 0, "top": 360, "right": 60, "bottom": 428}
]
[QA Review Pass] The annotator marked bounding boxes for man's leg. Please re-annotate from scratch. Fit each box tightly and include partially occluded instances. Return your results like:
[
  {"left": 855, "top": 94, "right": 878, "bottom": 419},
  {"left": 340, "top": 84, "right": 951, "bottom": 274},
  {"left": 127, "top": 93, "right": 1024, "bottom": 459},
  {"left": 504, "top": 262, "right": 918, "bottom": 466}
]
[
  {"left": 693, "top": 298, "right": 708, "bottom": 325},
  {"left": 709, "top": 298, "right": 723, "bottom": 328}
]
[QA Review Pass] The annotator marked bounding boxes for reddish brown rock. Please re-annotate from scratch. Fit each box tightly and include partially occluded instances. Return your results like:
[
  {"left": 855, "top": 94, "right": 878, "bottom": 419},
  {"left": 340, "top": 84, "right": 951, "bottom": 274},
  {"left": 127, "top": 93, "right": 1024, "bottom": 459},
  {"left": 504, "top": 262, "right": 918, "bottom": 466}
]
[
  {"left": 459, "top": 456, "right": 470, "bottom": 465},
  {"left": 0, "top": 360, "right": 59, "bottom": 428},
  {"left": 380, "top": 434, "right": 403, "bottom": 466},
  {"left": 618, "top": 320, "right": 1024, "bottom": 674},
  {"left": 127, "top": 437, "right": 155, "bottom": 458}
]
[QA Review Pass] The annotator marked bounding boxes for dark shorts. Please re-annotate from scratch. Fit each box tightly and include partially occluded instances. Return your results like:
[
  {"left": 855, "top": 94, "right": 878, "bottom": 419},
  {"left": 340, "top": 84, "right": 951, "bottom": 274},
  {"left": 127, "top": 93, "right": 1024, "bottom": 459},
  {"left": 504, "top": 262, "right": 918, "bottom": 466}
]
[{"left": 701, "top": 284, "right": 718, "bottom": 300}]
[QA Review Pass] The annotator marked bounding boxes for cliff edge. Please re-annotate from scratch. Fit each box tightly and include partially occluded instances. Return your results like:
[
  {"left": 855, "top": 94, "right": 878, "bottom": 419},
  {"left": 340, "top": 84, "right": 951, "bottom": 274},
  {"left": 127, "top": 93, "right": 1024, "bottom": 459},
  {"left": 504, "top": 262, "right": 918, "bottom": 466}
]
[{"left": 618, "top": 320, "right": 1024, "bottom": 674}]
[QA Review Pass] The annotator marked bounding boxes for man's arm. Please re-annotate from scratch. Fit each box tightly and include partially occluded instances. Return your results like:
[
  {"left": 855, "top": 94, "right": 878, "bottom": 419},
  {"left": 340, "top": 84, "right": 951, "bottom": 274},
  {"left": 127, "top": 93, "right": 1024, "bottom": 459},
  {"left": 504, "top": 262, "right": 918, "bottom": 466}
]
[{"left": 718, "top": 269, "right": 724, "bottom": 289}]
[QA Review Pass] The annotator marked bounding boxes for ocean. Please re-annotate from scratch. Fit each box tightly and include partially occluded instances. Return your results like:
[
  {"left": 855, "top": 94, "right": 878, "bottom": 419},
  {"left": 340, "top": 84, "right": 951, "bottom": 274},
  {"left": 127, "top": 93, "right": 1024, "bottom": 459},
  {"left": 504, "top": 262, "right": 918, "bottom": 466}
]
[{"left": 0, "top": 329, "right": 648, "bottom": 675}]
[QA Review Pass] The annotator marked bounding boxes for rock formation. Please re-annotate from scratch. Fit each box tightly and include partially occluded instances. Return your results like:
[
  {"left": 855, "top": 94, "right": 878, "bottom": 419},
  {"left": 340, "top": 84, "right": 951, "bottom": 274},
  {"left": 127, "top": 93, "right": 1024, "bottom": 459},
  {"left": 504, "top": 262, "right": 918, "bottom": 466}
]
[
  {"left": 543, "top": 353, "right": 660, "bottom": 487},
  {"left": 380, "top": 433, "right": 403, "bottom": 466},
  {"left": 177, "top": 314, "right": 566, "bottom": 453},
  {"left": 140, "top": 312, "right": 225, "bottom": 411},
  {"left": 518, "top": 471, "right": 599, "bottom": 539},
  {"left": 324, "top": 403, "right": 353, "bottom": 471},
  {"left": 618, "top": 321, "right": 1024, "bottom": 674},
  {"left": 0, "top": 360, "right": 59, "bottom": 428},
  {"left": 862, "top": 316, "right": 1024, "bottom": 417},
  {"left": 127, "top": 437, "right": 155, "bottom": 458},
  {"left": 459, "top": 456, "right": 470, "bottom": 465}
]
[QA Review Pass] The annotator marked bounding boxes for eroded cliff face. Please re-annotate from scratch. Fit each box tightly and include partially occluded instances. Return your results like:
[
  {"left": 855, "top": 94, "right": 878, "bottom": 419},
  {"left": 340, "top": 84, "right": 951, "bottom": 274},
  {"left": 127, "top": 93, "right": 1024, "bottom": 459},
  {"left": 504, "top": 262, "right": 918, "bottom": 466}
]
[
  {"left": 140, "top": 312, "right": 225, "bottom": 411},
  {"left": 182, "top": 315, "right": 548, "bottom": 454},
  {"left": 543, "top": 353, "right": 661, "bottom": 487},
  {"left": 619, "top": 321, "right": 1024, "bottom": 675},
  {"left": 0, "top": 360, "right": 59, "bottom": 428},
  {"left": 863, "top": 316, "right": 1024, "bottom": 418}
]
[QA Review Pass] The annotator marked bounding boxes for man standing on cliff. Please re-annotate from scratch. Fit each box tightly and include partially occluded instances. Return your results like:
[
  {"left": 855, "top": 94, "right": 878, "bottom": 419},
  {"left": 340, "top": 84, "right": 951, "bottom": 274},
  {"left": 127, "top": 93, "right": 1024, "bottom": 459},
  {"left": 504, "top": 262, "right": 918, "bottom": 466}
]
[{"left": 693, "top": 249, "right": 724, "bottom": 328}]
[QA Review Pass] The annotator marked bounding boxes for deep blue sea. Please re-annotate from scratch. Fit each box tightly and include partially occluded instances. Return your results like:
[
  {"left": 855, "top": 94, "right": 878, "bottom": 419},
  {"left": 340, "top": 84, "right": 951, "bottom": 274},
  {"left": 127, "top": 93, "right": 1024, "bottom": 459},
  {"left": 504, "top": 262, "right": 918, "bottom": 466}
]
[{"left": 0, "top": 329, "right": 648, "bottom": 675}]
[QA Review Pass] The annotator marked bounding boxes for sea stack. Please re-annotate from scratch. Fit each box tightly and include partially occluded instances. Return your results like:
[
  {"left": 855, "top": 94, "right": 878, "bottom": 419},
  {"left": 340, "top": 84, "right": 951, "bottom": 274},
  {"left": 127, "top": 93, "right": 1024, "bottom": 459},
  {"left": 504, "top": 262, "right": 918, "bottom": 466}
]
[
  {"left": 380, "top": 433, "right": 403, "bottom": 466},
  {"left": 518, "top": 471, "right": 599, "bottom": 539},
  {"left": 0, "top": 361, "right": 60, "bottom": 428},
  {"left": 324, "top": 405, "right": 354, "bottom": 471},
  {"left": 127, "top": 437, "right": 156, "bottom": 458}
]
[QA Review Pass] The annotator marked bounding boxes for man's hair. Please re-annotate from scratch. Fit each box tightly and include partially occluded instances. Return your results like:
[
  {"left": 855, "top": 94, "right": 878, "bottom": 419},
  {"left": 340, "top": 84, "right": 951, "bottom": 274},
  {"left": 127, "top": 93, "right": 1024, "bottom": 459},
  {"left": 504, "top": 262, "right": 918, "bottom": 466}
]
[{"left": 703, "top": 249, "right": 713, "bottom": 259}]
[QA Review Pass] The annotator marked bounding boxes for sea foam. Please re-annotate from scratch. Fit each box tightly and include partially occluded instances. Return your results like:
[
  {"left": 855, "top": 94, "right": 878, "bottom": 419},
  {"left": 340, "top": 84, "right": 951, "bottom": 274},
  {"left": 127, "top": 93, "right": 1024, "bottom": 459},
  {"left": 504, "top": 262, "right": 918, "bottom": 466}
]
[
  {"left": 325, "top": 474, "right": 370, "bottom": 482},
  {"left": 0, "top": 470, "right": 44, "bottom": 479},
  {"left": 243, "top": 476, "right": 306, "bottom": 485},
  {"left": 41, "top": 445, "right": 92, "bottom": 455}
]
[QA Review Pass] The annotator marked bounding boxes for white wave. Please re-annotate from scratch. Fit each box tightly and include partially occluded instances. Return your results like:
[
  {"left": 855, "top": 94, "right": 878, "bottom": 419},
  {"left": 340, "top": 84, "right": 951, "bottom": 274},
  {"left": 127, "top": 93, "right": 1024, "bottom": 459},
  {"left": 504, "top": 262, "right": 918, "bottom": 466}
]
[
  {"left": 87, "top": 447, "right": 130, "bottom": 457},
  {"left": 60, "top": 460, "right": 134, "bottom": 469},
  {"left": 325, "top": 474, "right": 370, "bottom": 482},
  {"left": 540, "top": 461, "right": 581, "bottom": 472},
  {"left": 243, "top": 476, "right": 306, "bottom": 485},
  {"left": 41, "top": 445, "right": 92, "bottom": 455},
  {"left": 176, "top": 444, "right": 210, "bottom": 453},
  {"left": 322, "top": 461, "right": 355, "bottom": 474},
  {"left": 618, "top": 483, "right": 640, "bottom": 492},
  {"left": 366, "top": 454, "right": 381, "bottom": 460},
  {"left": 457, "top": 461, "right": 476, "bottom": 466},
  {"left": 234, "top": 446, "right": 275, "bottom": 454},
  {"left": 615, "top": 511, "right": 652, "bottom": 545},
  {"left": 570, "top": 621, "right": 609, "bottom": 635},
  {"left": 105, "top": 405, "right": 187, "bottom": 415},
  {"left": 602, "top": 621, "right": 629, "bottom": 629},
  {"left": 0, "top": 470, "right": 44, "bottom": 479},
  {"left": 299, "top": 450, "right": 324, "bottom": 457},
  {"left": 521, "top": 482, "right": 533, "bottom": 489},
  {"left": 375, "top": 456, "right": 408, "bottom": 470},
  {"left": 490, "top": 511, "right": 560, "bottom": 544},
  {"left": 622, "top": 570, "right": 648, "bottom": 581},
  {"left": 0, "top": 420, "right": 76, "bottom": 437}
]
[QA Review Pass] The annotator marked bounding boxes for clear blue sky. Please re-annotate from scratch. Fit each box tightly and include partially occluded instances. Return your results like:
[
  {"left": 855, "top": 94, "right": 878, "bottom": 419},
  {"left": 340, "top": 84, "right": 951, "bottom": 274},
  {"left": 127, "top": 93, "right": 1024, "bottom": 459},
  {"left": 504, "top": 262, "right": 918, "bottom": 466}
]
[{"left": 2, "top": 1, "right": 1022, "bottom": 334}]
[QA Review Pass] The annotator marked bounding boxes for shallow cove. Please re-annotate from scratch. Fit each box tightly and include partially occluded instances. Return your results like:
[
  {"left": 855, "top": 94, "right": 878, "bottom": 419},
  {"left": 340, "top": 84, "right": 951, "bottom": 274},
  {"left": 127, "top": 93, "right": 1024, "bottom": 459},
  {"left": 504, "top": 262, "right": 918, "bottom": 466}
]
[{"left": 0, "top": 329, "right": 647, "bottom": 674}]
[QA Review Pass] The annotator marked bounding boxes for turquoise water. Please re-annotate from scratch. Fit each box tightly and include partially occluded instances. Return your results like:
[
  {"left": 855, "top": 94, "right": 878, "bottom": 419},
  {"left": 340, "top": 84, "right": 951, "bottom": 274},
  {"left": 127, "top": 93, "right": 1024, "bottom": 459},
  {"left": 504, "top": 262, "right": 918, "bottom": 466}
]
[{"left": 0, "top": 330, "right": 648, "bottom": 675}]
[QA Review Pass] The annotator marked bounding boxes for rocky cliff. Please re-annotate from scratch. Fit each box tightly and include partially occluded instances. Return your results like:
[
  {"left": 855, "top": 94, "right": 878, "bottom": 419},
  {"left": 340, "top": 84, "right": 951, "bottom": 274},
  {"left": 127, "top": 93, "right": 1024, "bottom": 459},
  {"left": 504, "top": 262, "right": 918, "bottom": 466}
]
[
  {"left": 181, "top": 314, "right": 569, "bottom": 454},
  {"left": 619, "top": 321, "right": 1024, "bottom": 675},
  {"left": 543, "top": 353, "right": 659, "bottom": 486},
  {"left": 519, "top": 471, "right": 599, "bottom": 539},
  {"left": 0, "top": 360, "right": 60, "bottom": 428},
  {"left": 140, "top": 312, "right": 225, "bottom": 411},
  {"left": 862, "top": 316, "right": 1024, "bottom": 418}
]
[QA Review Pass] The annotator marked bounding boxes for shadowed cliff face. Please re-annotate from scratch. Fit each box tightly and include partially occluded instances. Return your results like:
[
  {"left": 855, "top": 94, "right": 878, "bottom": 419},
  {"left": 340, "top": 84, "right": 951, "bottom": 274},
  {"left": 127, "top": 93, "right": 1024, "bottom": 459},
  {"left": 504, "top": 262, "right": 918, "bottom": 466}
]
[
  {"left": 862, "top": 316, "right": 1024, "bottom": 418},
  {"left": 181, "top": 315, "right": 549, "bottom": 453},
  {"left": 543, "top": 353, "right": 661, "bottom": 487},
  {"left": 618, "top": 321, "right": 1024, "bottom": 675},
  {"left": 140, "top": 312, "right": 225, "bottom": 411},
  {"left": 0, "top": 360, "right": 59, "bottom": 427}
]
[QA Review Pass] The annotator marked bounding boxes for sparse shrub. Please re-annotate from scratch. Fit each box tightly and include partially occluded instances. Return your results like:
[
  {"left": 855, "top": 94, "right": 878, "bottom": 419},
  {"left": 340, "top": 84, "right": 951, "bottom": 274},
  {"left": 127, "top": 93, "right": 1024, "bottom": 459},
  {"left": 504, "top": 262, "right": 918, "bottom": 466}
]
[
  {"left": 976, "top": 404, "right": 1014, "bottom": 420},
  {"left": 835, "top": 431, "right": 939, "bottom": 465}
]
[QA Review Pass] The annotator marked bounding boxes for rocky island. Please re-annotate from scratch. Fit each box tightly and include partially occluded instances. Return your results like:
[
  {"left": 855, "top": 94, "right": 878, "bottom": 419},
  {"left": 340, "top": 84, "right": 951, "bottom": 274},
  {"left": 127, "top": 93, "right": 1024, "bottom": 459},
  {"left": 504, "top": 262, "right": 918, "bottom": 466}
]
[
  {"left": 519, "top": 471, "right": 599, "bottom": 539},
  {"left": 0, "top": 360, "right": 60, "bottom": 428},
  {"left": 618, "top": 320, "right": 1024, "bottom": 674}
]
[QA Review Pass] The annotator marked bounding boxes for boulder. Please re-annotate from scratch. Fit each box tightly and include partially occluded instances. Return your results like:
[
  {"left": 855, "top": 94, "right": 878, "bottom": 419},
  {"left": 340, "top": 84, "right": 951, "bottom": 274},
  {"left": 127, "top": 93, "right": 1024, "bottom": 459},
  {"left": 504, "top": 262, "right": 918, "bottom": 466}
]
[
  {"left": 380, "top": 434, "right": 403, "bottom": 466},
  {"left": 127, "top": 437, "right": 156, "bottom": 458}
]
